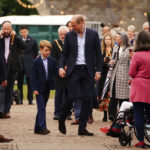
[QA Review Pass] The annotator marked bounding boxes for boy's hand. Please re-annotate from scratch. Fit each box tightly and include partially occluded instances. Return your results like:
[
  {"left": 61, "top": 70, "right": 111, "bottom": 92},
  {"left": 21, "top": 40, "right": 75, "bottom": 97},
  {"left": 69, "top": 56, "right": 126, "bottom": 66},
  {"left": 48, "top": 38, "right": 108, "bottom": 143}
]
[{"left": 33, "top": 91, "right": 39, "bottom": 95}]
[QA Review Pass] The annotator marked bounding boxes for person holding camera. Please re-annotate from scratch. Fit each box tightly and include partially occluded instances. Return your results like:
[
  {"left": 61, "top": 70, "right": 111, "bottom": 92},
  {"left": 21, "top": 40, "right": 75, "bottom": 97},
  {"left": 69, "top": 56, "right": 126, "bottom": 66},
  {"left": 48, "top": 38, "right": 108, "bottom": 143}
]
[
  {"left": 97, "top": 33, "right": 114, "bottom": 122},
  {"left": 0, "top": 21, "right": 26, "bottom": 118}
]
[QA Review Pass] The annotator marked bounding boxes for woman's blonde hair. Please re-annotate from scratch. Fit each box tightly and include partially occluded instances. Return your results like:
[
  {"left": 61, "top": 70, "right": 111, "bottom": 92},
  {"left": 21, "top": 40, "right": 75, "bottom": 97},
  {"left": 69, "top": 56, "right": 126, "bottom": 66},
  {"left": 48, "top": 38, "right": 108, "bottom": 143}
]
[{"left": 101, "top": 33, "right": 114, "bottom": 54}]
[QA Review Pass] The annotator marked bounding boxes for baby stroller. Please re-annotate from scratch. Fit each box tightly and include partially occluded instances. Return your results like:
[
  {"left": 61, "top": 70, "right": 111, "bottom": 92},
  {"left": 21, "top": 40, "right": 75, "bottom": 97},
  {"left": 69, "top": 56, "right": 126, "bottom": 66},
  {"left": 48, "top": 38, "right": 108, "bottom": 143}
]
[{"left": 102, "top": 106, "right": 150, "bottom": 147}]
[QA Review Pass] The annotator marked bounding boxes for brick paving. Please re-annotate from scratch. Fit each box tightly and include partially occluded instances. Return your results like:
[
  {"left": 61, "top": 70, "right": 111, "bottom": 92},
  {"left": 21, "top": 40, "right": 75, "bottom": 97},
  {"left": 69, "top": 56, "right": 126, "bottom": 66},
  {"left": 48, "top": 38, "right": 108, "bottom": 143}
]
[{"left": 0, "top": 99, "right": 144, "bottom": 150}]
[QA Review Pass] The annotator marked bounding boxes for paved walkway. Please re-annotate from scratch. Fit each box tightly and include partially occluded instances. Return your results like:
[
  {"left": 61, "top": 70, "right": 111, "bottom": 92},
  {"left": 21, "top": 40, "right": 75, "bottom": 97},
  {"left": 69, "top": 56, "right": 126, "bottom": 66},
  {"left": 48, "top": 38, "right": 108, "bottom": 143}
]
[{"left": 0, "top": 99, "right": 143, "bottom": 150}]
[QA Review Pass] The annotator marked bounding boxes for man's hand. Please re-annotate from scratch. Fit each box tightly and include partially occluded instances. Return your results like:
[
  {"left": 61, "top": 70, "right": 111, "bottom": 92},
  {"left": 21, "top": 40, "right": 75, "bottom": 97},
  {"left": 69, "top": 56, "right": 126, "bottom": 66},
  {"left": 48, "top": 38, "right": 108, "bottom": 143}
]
[
  {"left": 11, "top": 30, "right": 16, "bottom": 36},
  {"left": 94, "top": 72, "right": 101, "bottom": 82},
  {"left": 129, "top": 52, "right": 134, "bottom": 60},
  {"left": 0, "top": 30, "right": 4, "bottom": 38},
  {"left": 64, "top": 65, "right": 67, "bottom": 71},
  {"left": 109, "top": 60, "right": 115, "bottom": 67},
  {"left": 33, "top": 91, "right": 39, "bottom": 95},
  {"left": 59, "top": 68, "right": 66, "bottom": 78},
  {"left": 1, "top": 80, "right": 7, "bottom": 87},
  {"left": 128, "top": 79, "right": 132, "bottom": 85}
]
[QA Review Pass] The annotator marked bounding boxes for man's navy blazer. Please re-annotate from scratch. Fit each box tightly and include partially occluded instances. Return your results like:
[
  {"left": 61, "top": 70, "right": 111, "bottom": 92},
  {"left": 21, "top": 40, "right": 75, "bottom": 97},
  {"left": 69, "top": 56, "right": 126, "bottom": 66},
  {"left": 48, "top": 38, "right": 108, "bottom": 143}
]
[
  {"left": 59, "top": 28, "right": 103, "bottom": 79},
  {"left": 23, "top": 36, "right": 38, "bottom": 77},
  {"left": 31, "top": 55, "right": 57, "bottom": 93}
]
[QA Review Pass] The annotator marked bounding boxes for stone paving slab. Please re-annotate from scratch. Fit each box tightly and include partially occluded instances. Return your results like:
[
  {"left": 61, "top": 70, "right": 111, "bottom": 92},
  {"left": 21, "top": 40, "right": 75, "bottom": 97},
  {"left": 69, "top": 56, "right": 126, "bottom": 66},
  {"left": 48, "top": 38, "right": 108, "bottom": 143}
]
[
  {"left": 17, "top": 143, "right": 108, "bottom": 150},
  {"left": 0, "top": 144, "right": 17, "bottom": 150},
  {"left": 0, "top": 99, "right": 145, "bottom": 150}
]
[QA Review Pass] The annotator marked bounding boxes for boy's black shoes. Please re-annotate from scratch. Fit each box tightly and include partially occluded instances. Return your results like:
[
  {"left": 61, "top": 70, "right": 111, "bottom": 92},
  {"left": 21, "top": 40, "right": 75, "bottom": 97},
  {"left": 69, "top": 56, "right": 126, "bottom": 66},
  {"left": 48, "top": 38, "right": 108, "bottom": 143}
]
[{"left": 34, "top": 129, "right": 50, "bottom": 135}]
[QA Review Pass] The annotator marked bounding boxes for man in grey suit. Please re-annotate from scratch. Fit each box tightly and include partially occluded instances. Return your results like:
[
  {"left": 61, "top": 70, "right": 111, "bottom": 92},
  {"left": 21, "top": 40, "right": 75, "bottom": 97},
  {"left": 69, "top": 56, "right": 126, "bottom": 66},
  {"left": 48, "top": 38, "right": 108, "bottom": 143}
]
[{"left": 58, "top": 14, "right": 103, "bottom": 136}]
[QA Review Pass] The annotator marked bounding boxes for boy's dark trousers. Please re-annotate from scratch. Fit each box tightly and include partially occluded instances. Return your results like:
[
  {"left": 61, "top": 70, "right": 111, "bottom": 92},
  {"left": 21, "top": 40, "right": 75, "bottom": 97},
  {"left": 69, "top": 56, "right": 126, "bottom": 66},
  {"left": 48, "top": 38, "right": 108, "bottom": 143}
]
[{"left": 34, "top": 82, "right": 50, "bottom": 131}]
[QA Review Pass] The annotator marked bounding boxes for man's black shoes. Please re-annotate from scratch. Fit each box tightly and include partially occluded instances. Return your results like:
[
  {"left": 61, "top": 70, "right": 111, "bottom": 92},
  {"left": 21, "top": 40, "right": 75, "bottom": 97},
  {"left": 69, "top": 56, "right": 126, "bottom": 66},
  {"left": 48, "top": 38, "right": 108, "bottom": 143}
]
[
  {"left": 58, "top": 119, "right": 66, "bottom": 134},
  {"left": 78, "top": 129, "right": 94, "bottom": 136},
  {"left": 53, "top": 115, "right": 59, "bottom": 120}
]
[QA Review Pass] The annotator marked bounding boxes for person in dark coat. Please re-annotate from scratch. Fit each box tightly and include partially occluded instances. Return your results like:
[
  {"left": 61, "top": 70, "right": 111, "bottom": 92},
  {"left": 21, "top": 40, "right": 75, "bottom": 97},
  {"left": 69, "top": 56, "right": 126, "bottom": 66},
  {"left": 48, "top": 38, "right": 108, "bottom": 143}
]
[
  {"left": 0, "top": 47, "right": 13, "bottom": 142},
  {"left": 17, "top": 26, "right": 38, "bottom": 104},
  {"left": 0, "top": 50, "right": 7, "bottom": 114},
  {"left": 51, "top": 26, "right": 72, "bottom": 120},
  {"left": 31, "top": 40, "right": 56, "bottom": 135},
  {"left": 58, "top": 14, "right": 102, "bottom": 136},
  {"left": 0, "top": 21, "right": 26, "bottom": 118}
]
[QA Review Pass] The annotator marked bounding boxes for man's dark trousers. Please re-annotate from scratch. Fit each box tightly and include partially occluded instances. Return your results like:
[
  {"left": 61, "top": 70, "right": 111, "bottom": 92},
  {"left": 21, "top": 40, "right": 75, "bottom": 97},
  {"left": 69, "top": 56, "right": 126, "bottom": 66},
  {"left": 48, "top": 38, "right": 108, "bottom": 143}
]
[
  {"left": 17, "top": 68, "right": 33, "bottom": 104},
  {"left": 59, "top": 66, "right": 95, "bottom": 130},
  {"left": 54, "top": 88, "right": 72, "bottom": 117},
  {"left": 4, "top": 69, "right": 16, "bottom": 113},
  {"left": 54, "top": 88, "right": 66, "bottom": 117}
]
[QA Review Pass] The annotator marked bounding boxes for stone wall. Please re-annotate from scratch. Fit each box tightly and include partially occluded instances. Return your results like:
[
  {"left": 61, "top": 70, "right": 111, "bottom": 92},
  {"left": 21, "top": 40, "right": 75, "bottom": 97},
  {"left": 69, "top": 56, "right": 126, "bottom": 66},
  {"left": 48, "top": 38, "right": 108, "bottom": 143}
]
[{"left": 29, "top": 0, "right": 150, "bottom": 31}]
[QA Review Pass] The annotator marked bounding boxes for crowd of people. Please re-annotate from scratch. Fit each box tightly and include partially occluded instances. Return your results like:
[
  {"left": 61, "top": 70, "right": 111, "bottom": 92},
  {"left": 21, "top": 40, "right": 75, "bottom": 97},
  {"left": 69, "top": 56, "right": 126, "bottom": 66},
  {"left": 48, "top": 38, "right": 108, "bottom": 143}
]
[{"left": 0, "top": 14, "right": 150, "bottom": 148}]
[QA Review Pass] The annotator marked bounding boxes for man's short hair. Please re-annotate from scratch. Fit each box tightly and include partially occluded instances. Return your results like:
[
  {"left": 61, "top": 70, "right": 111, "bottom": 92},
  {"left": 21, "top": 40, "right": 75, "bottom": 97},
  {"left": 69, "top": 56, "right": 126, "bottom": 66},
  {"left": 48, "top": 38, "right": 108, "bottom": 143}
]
[
  {"left": 58, "top": 26, "right": 69, "bottom": 33},
  {"left": 20, "top": 26, "right": 28, "bottom": 30},
  {"left": 1, "top": 21, "right": 11, "bottom": 27},
  {"left": 73, "top": 14, "right": 87, "bottom": 24},
  {"left": 39, "top": 40, "right": 52, "bottom": 49}
]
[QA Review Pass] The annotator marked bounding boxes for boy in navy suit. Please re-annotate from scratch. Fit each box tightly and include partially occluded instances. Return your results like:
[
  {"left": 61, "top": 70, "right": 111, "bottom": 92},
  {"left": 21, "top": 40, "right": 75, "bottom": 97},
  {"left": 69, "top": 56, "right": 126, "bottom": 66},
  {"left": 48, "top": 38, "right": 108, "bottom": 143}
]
[{"left": 31, "top": 40, "right": 56, "bottom": 135}]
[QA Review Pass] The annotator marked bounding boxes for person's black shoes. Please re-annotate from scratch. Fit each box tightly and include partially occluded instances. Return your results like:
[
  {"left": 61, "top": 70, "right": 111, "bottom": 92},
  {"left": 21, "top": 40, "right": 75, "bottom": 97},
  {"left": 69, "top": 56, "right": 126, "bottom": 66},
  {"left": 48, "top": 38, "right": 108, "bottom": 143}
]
[
  {"left": 103, "top": 111, "right": 107, "bottom": 122},
  {"left": 103, "top": 117, "right": 107, "bottom": 122},
  {"left": 53, "top": 116, "right": 59, "bottom": 120},
  {"left": 66, "top": 116, "right": 72, "bottom": 120},
  {"left": 29, "top": 102, "right": 34, "bottom": 105},
  {"left": 0, "top": 135, "right": 13, "bottom": 143},
  {"left": 58, "top": 119, "right": 66, "bottom": 134},
  {"left": 78, "top": 129, "right": 94, "bottom": 136}
]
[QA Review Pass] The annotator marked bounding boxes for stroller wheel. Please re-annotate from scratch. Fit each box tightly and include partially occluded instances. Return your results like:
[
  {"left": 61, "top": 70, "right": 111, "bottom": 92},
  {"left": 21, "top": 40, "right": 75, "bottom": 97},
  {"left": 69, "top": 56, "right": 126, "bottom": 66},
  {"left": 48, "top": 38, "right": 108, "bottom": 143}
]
[{"left": 119, "top": 131, "right": 129, "bottom": 146}]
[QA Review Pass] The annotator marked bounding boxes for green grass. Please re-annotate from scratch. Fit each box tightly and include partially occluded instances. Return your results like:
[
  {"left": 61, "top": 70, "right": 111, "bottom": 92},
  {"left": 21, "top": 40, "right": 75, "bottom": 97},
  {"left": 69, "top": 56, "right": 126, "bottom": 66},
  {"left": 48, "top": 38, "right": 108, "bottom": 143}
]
[{"left": 14, "top": 84, "right": 55, "bottom": 100}]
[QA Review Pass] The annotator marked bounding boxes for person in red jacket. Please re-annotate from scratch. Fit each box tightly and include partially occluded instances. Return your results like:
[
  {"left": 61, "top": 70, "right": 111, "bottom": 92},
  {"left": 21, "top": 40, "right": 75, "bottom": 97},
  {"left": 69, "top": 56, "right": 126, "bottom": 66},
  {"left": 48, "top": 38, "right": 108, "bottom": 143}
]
[{"left": 129, "top": 30, "right": 150, "bottom": 148}]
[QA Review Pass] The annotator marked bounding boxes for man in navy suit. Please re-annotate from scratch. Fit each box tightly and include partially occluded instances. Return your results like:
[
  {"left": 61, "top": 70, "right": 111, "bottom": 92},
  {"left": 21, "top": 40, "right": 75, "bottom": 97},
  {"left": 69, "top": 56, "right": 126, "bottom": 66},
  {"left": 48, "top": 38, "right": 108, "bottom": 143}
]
[
  {"left": 18, "top": 26, "right": 38, "bottom": 104},
  {"left": 59, "top": 14, "right": 103, "bottom": 136},
  {"left": 31, "top": 40, "right": 56, "bottom": 135}
]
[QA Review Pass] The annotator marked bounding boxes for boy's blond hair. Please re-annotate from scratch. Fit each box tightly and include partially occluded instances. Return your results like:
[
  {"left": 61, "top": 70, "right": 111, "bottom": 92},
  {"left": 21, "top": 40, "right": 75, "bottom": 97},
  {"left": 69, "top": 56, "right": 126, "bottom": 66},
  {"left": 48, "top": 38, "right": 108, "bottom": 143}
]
[{"left": 39, "top": 40, "right": 52, "bottom": 49}]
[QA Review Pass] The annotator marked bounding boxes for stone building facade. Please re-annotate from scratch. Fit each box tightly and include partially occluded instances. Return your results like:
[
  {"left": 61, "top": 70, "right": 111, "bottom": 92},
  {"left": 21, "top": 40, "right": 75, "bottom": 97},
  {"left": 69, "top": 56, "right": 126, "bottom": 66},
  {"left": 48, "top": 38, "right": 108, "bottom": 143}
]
[{"left": 29, "top": 0, "right": 150, "bottom": 31}]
